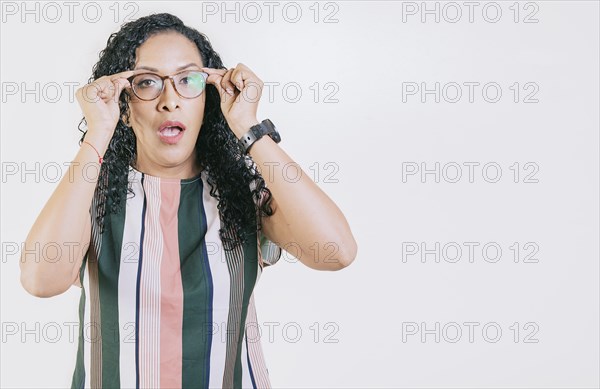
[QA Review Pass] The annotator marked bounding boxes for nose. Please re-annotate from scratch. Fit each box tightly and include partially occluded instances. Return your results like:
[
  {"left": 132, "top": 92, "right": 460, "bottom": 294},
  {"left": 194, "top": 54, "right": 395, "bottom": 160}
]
[{"left": 156, "top": 78, "right": 181, "bottom": 112}]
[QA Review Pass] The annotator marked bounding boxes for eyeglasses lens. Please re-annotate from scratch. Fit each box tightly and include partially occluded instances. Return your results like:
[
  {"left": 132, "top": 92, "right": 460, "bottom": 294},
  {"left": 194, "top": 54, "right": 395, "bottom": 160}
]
[{"left": 131, "top": 71, "right": 207, "bottom": 100}]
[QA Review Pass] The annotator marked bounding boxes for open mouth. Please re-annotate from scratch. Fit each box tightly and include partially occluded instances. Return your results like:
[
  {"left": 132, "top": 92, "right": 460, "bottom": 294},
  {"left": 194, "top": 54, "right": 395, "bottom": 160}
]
[
  {"left": 160, "top": 126, "right": 183, "bottom": 137},
  {"left": 158, "top": 121, "right": 186, "bottom": 144}
]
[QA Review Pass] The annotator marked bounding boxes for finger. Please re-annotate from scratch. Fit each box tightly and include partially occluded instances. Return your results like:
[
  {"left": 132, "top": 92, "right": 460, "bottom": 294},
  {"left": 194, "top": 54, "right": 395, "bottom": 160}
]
[
  {"left": 201, "top": 67, "right": 228, "bottom": 76},
  {"left": 203, "top": 68, "right": 235, "bottom": 96},
  {"left": 111, "top": 78, "right": 131, "bottom": 101},
  {"left": 102, "top": 70, "right": 141, "bottom": 93},
  {"left": 221, "top": 69, "right": 236, "bottom": 95},
  {"left": 98, "top": 78, "right": 124, "bottom": 95},
  {"left": 204, "top": 73, "right": 230, "bottom": 101},
  {"left": 81, "top": 81, "right": 106, "bottom": 103},
  {"left": 230, "top": 68, "right": 246, "bottom": 91},
  {"left": 109, "top": 69, "right": 138, "bottom": 79},
  {"left": 93, "top": 70, "right": 136, "bottom": 91},
  {"left": 90, "top": 77, "right": 117, "bottom": 93},
  {"left": 93, "top": 76, "right": 130, "bottom": 103}
]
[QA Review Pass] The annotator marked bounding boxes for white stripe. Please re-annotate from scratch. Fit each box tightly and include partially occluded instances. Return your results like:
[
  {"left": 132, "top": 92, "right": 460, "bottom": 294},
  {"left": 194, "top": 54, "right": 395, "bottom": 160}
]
[
  {"left": 118, "top": 168, "right": 145, "bottom": 389},
  {"left": 203, "top": 171, "right": 231, "bottom": 386},
  {"left": 242, "top": 258, "right": 264, "bottom": 388},
  {"left": 81, "top": 183, "right": 105, "bottom": 388},
  {"left": 223, "top": 238, "right": 245, "bottom": 385},
  {"left": 246, "top": 294, "right": 269, "bottom": 388},
  {"left": 140, "top": 176, "right": 163, "bottom": 388}
]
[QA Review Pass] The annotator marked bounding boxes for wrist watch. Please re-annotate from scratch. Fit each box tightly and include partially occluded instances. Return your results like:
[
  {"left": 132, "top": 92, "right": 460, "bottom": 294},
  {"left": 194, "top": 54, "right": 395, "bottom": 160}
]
[{"left": 239, "top": 119, "right": 281, "bottom": 154}]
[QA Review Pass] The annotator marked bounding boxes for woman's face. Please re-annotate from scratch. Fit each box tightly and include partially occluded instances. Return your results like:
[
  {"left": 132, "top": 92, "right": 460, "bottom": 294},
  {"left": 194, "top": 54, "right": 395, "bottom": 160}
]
[{"left": 127, "top": 31, "right": 206, "bottom": 174}]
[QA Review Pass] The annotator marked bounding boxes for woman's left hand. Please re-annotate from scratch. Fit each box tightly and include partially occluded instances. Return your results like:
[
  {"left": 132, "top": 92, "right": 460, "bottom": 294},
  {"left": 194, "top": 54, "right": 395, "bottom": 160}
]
[{"left": 201, "top": 63, "right": 262, "bottom": 138}]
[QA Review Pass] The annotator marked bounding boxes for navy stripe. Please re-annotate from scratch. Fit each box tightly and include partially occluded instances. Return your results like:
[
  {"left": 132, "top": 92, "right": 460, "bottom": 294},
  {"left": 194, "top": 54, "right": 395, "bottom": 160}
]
[{"left": 246, "top": 335, "right": 257, "bottom": 388}]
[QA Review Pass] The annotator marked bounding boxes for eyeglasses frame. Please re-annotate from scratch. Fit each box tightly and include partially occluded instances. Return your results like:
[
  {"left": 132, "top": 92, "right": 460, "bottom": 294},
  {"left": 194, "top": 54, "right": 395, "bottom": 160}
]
[{"left": 126, "top": 69, "right": 209, "bottom": 101}]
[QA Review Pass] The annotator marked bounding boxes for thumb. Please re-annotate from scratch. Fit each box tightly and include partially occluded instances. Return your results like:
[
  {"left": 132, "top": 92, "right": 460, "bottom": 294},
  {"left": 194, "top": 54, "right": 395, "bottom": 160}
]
[
  {"left": 114, "top": 78, "right": 130, "bottom": 98},
  {"left": 205, "top": 73, "right": 235, "bottom": 107},
  {"left": 108, "top": 78, "right": 130, "bottom": 105}
]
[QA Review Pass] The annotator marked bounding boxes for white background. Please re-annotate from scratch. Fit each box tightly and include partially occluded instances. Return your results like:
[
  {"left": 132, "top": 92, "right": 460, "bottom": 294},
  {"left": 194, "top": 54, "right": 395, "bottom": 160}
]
[{"left": 1, "top": 1, "right": 599, "bottom": 387}]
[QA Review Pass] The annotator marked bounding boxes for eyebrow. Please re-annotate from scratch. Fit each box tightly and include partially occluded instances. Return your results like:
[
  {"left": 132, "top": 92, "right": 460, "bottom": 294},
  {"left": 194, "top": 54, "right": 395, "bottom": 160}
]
[{"left": 134, "top": 63, "right": 202, "bottom": 72}]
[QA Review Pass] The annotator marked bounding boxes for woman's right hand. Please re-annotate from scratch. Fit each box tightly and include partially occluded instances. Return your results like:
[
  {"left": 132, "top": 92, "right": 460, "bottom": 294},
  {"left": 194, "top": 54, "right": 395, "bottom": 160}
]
[{"left": 75, "top": 70, "right": 136, "bottom": 142}]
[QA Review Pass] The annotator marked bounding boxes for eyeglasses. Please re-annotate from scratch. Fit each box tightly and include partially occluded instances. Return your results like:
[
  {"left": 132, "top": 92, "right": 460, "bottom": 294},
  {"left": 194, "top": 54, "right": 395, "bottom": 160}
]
[{"left": 127, "top": 70, "right": 208, "bottom": 101}]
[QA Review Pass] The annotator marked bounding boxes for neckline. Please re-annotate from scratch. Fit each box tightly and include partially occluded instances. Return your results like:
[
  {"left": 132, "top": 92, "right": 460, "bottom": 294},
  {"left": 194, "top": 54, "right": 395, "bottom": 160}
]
[{"left": 129, "top": 164, "right": 204, "bottom": 184}]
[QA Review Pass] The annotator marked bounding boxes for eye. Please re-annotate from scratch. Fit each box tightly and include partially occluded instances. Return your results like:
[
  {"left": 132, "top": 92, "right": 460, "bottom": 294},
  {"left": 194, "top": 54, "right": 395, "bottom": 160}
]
[
  {"left": 136, "top": 78, "right": 157, "bottom": 88},
  {"left": 132, "top": 74, "right": 160, "bottom": 89},
  {"left": 179, "top": 72, "right": 205, "bottom": 87}
]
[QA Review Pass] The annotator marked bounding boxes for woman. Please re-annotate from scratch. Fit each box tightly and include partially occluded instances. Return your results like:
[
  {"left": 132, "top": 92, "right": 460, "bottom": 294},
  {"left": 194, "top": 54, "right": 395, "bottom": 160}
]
[{"left": 19, "top": 12, "right": 357, "bottom": 388}]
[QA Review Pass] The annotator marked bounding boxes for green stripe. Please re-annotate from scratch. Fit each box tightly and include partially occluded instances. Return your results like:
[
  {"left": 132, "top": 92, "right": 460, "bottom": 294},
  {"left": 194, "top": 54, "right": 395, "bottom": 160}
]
[
  {"left": 180, "top": 180, "right": 211, "bottom": 387},
  {"left": 233, "top": 223, "right": 259, "bottom": 386},
  {"left": 98, "top": 193, "right": 126, "bottom": 388}
]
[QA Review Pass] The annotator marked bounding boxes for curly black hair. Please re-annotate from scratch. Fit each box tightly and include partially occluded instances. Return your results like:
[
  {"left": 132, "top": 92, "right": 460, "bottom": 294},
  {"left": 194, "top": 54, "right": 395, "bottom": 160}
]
[{"left": 78, "top": 13, "right": 274, "bottom": 251}]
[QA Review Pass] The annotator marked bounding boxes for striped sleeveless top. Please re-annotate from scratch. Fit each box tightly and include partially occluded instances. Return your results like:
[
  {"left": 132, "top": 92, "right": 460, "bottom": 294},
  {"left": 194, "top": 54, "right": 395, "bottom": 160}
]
[{"left": 71, "top": 165, "right": 282, "bottom": 388}]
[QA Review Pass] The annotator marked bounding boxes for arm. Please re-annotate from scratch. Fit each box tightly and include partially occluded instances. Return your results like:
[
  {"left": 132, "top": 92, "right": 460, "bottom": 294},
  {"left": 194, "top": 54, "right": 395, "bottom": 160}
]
[
  {"left": 201, "top": 64, "right": 357, "bottom": 270},
  {"left": 238, "top": 121, "right": 358, "bottom": 271},
  {"left": 20, "top": 70, "right": 133, "bottom": 297},
  {"left": 19, "top": 131, "right": 107, "bottom": 297}
]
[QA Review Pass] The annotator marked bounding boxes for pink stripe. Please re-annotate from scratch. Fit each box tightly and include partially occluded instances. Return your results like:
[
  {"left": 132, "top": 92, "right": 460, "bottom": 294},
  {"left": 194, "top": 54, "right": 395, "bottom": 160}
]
[
  {"left": 140, "top": 177, "right": 162, "bottom": 387},
  {"left": 159, "top": 179, "right": 184, "bottom": 388}
]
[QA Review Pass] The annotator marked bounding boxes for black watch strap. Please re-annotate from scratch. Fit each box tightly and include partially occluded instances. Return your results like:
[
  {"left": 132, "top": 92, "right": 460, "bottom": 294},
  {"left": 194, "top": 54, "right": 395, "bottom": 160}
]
[{"left": 239, "top": 119, "right": 281, "bottom": 154}]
